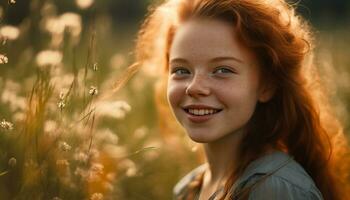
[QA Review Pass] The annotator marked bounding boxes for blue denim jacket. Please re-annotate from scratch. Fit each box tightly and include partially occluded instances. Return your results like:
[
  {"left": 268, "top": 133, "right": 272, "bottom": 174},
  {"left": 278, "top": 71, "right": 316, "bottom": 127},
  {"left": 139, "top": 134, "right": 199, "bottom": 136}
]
[{"left": 173, "top": 151, "right": 323, "bottom": 200}]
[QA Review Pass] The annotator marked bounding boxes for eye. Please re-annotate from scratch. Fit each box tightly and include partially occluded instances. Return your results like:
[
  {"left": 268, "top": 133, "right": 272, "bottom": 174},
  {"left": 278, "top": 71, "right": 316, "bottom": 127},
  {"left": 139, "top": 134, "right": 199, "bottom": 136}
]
[
  {"left": 213, "top": 67, "right": 235, "bottom": 74},
  {"left": 171, "top": 67, "right": 191, "bottom": 75}
]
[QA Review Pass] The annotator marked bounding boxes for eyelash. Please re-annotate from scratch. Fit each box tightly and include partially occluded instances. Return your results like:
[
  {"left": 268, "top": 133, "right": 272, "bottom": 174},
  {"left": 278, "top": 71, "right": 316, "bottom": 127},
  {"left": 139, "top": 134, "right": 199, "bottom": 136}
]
[
  {"left": 170, "top": 66, "right": 235, "bottom": 76},
  {"left": 171, "top": 67, "right": 190, "bottom": 75},
  {"left": 213, "top": 67, "right": 234, "bottom": 74}
]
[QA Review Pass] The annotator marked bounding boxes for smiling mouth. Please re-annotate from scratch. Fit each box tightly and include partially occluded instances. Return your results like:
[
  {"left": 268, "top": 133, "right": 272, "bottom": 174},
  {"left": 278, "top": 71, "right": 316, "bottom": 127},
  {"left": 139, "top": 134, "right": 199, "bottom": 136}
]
[{"left": 183, "top": 108, "right": 223, "bottom": 116}]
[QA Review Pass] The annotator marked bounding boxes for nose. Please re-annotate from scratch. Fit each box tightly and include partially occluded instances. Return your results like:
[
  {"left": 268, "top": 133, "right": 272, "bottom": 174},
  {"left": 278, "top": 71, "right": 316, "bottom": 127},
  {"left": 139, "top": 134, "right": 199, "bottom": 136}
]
[{"left": 185, "top": 74, "right": 210, "bottom": 97}]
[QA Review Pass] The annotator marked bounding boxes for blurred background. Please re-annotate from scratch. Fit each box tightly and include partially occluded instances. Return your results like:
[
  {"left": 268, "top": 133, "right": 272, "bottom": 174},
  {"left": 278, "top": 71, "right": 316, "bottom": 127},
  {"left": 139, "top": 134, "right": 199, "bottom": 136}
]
[{"left": 0, "top": 0, "right": 349, "bottom": 199}]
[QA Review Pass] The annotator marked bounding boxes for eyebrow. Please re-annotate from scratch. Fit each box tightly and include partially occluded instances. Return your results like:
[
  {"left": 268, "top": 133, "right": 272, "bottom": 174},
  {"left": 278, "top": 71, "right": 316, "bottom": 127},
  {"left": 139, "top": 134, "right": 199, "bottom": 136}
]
[{"left": 169, "top": 56, "right": 244, "bottom": 64}]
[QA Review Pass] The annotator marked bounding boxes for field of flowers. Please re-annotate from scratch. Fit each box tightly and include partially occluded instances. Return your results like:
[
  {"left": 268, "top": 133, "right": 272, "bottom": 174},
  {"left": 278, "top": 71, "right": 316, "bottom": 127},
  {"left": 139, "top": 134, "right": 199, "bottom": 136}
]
[{"left": 0, "top": 0, "right": 349, "bottom": 200}]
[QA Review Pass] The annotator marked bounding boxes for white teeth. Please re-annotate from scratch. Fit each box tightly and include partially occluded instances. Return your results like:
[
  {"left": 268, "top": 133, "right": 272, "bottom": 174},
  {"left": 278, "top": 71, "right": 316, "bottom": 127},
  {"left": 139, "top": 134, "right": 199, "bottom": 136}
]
[{"left": 188, "top": 109, "right": 219, "bottom": 116}]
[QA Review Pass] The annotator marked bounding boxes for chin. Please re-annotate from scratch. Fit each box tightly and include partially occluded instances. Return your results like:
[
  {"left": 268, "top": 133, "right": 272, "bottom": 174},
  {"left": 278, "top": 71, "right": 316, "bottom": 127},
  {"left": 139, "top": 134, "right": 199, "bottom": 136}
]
[{"left": 187, "top": 133, "right": 213, "bottom": 143}]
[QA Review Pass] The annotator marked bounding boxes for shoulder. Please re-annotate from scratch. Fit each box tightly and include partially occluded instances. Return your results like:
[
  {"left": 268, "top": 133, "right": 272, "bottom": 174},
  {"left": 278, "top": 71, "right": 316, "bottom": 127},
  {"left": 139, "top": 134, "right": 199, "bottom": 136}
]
[
  {"left": 233, "top": 151, "right": 323, "bottom": 200},
  {"left": 173, "top": 164, "right": 206, "bottom": 198},
  {"left": 245, "top": 174, "right": 323, "bottom": 200}
]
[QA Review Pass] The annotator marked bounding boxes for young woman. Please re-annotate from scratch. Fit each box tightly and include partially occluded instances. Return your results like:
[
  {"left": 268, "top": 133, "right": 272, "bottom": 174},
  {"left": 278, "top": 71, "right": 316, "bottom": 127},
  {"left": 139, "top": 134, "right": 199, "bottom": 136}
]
[{"left": 134, "top": 0, "right": 350, "bottom": 199}]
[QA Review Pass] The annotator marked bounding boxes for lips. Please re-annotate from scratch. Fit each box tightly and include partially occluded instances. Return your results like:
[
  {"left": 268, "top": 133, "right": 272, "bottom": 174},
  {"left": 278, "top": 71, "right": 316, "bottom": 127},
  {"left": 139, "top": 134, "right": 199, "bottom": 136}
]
[
  {"left": 183, "top": 104, "right": 222, "bottom": 109},
  {"left": 182, "top": 104, "right": 223, "bottom": 123},
  {"left": 183, "top": 104, "right": 222, "bottom": 113}
]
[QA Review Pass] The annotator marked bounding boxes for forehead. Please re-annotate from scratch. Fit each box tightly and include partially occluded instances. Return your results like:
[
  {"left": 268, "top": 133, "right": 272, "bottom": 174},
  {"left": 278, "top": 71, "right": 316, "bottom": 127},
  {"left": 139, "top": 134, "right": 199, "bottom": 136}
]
[{"left": 169, "top": 18, "right": 256, "bottom": 64}]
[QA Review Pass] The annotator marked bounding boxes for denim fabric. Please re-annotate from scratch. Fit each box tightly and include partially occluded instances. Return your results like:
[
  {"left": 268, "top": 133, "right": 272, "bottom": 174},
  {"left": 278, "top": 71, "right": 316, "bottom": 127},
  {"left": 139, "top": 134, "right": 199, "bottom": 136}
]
[{"left": 173, "top": 151, "right": 323, "bottom": 200}]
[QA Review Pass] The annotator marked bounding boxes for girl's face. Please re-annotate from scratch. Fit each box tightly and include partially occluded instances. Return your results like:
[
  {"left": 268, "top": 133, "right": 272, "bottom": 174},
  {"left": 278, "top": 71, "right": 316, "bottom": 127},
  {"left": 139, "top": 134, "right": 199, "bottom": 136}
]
[{"left": 167, "top": 18, "right": 269, "bottom": 143}]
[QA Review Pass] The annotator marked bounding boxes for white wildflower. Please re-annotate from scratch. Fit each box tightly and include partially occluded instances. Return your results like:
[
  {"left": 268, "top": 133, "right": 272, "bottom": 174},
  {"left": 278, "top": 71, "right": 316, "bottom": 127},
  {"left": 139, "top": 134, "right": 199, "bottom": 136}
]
[
  {"left": 76, "top": 0, "right": 94, "bottom": 10},
  {"left": 134, "top": 126, "right": 148, "bottom": 139},
  {"left": 86, "top": 171, "right": 101, "bottom": 182},
  {"left": 56, "top": 159, "right": 69, "bottom": 167},
  {"left": 8, "top": 157, "right": 16, "bottom": 167},
  {"left": 43, "top": 12, "right": 81, "bottom": 39},
  {"left": 57, "top": 91, "right": 66, "bottom": 109},
  {"left": 1, "top": 86, "right": 26, "bottom": 111},
  {"left": 44, "top": 120, "right": 58, "bottom": 133},
  {"left": 93, "top": 62, "right": 98, "bottom": 71},
  {"left": 89, "top": 148, "right": 100, "bottom": 160},
  {"left": 91, "top": 163, "right": 104, "bottom": 174},
  {"left": 97, "top": 100, "right": 131, "bottom": 119},
  {"left": 9, "top": 0, "right": 16, "bottom": 4},
  {"left": 43, "top": 17, "right": 65, "bottom": 35},
  {"left": 102, "top": 145, "right": 127, "bottom": 160},
  {"left": 60, "top": 12, "right": 82, "bottom": 37},
  {"left": 95, "top": 128, "right": 119, "bottom": 144},
  {"left": 36, "top": 50, "right": 63, "bottom": 67},
  {"left": 3, "top": 78, "right": 22, "bottom": 92},
  {"left": 74, "top": 167, "right": 88, "bottom": 178},
  {"left": 119, "top": 159, "right": 137, "bottom": 177},
  {"left": 126, "top": 166, "right": 137, "bottom": 177},
  {"left": 0, "top": 119, "right": 14, "bottom": 131},
  {"left": 89, "top": 86, "right": 98, "bottom": 96},
  {"left": 0, "top": 25, "right": 20, "bottom": 40},
  {"left": 57, "top": 101, "right": 65, "bottom": 110},
  {"left": 90, "top": 193, "right": 103, "bottom": 200},
  {"left": 51, "top": 74, "right": 74, "bottom": 92},
  {"left": 13, "top": 112, "right": 25, "bottom": 122},
  {"left": 74, "top": 151, "right": 88, "bottom": 163},
  {"left": 0, "top": 54, "right": 8, "bottom": 64},
  {"left": 59, "top": 92, "right": 66, "bottom": 100},
  {"left": 58, "top": 141, "right": 71, "bottom": 151},
  {"left": 72, "top": 122, "right": 90, "bottom": 139},
  {"left": 119, "top": 159, "right": 135, "bottom": 172}
]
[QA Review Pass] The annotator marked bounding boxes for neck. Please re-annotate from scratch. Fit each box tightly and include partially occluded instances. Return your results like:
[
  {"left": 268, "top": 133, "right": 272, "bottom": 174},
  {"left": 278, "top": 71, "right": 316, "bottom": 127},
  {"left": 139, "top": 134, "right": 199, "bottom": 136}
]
[{"left": 203, "top": 129, "right": 245, "bottom": 185}]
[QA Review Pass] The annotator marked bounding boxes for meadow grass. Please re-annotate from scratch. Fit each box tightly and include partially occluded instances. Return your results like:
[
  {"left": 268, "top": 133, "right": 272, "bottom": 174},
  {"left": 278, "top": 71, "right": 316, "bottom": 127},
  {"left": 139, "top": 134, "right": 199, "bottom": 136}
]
[{"left": 0, "top": 1, "right": 349, "bottom": 200}]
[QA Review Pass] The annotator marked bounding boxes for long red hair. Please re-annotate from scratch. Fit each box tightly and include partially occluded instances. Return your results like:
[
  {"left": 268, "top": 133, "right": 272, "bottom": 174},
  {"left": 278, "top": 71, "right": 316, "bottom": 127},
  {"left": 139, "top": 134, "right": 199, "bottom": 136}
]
[{"left": 135, "top": 0, "right": 350, "bottom": 199}]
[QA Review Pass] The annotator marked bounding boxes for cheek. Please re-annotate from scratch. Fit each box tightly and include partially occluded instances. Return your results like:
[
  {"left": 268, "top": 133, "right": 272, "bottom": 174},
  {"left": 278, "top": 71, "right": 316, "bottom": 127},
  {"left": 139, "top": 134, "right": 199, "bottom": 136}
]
[
  {"left": 234, "top": 74, "right": 261, "bottom": 102},
  {"left": 166, "top": 80, "right": 184, "bottom": 109},
  {"left": 217, "top": 83, "right": 259, "bottom": 114}
]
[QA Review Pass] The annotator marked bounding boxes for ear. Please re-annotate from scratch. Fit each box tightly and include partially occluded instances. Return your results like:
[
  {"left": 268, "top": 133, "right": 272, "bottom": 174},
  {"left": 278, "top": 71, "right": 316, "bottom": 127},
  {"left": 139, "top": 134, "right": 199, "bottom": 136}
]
[{"left": 258, "top": 84, "right": 276, "bottom": 103}]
